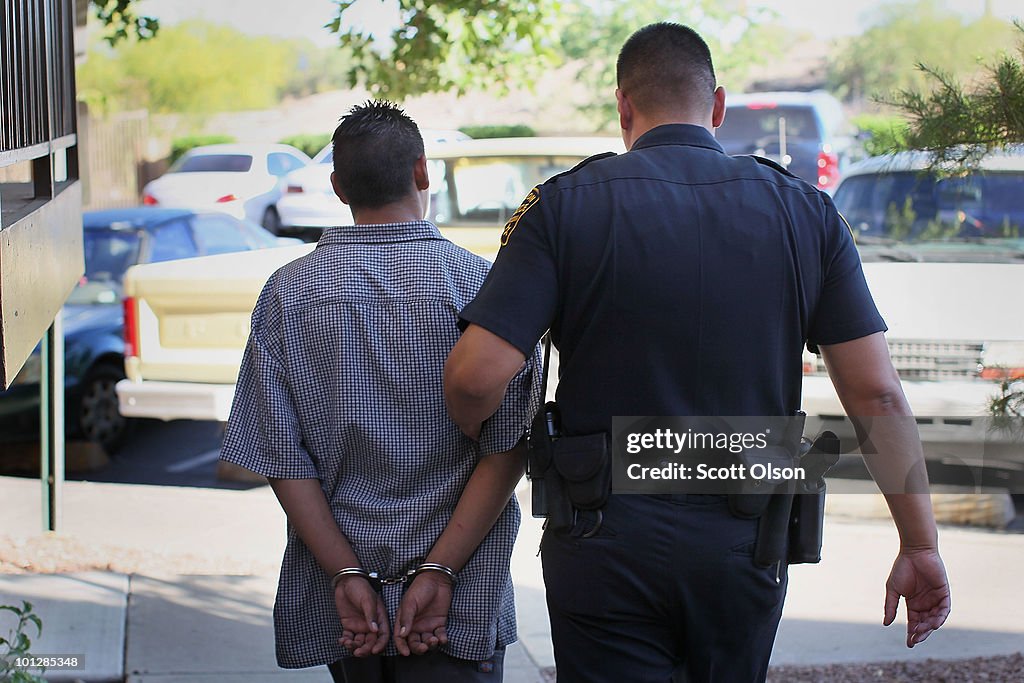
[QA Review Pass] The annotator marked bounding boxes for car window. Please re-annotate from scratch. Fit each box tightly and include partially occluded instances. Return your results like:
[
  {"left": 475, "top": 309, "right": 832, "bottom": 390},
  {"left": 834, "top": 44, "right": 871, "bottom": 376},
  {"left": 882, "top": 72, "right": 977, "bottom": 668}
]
[
  {"left": 148, "top": 218, "right": 200, "bottom": 262},
  {"left": 834, "top": 171, "right": 1024, "bottom": 253},
  {"left": 191, "top": 214, "right": 259, "bottom": 255},
  {"left": 433, "top": 156, "right": 584, "bottom": 226},
  {"left": 268, "top": 153, "right": 306, "bottom": 177},
  {"left": 173, "top": 154, "right": 253, "bottom": 173},
  {"left": 717, "top": 105, "right": 822, "bottom": 144},
  {"left": 82, "top": 229, "right": 142, "bottom": 281}
]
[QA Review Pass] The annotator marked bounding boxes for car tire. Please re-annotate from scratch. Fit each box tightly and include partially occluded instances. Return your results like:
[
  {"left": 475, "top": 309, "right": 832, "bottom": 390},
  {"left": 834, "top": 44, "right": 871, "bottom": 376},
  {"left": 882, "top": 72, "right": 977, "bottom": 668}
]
[
  {"left": 262, "top": 206, "right": 282, "bottom": 235},
  {"left": 76, "top": 364, "right": 133, "bottom": 454}
]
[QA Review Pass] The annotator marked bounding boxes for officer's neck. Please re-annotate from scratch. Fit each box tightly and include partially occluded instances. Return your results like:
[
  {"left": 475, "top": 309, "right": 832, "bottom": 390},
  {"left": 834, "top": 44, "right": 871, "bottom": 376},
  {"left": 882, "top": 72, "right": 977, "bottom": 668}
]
[{"left": 623, "top": 113, "right": 715, "bottom": 150}]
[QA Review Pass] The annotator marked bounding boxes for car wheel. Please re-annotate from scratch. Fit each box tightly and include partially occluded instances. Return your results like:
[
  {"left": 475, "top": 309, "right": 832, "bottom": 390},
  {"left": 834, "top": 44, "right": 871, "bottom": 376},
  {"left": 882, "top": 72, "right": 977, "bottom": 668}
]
[
  {"left": 262, "top": 206, "right": 282, "bottom": 235},
  {"left": 77, "top": 364, "right": 132, "bottom": 454}
]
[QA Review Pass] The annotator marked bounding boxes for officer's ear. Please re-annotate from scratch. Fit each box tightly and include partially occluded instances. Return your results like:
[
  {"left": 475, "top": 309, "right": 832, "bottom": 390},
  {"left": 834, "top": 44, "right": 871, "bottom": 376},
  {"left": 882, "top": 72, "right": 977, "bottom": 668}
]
[
  {"left": 711, "top": 86, "right": 727, "bottom": 129},
  {"left": 616, "top": 88, "right": 633, "bottom": 132}
]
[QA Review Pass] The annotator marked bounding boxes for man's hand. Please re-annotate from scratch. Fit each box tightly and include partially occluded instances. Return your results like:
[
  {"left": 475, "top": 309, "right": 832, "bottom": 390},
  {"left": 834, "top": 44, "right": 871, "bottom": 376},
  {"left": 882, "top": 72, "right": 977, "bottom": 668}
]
[
  {"left": 336, "top": 576, "right": 390, "bottom": 657},
  {"left": 883, "top": 547, "right": 951, "bottom": 647},
  {"left": 394, "top": 572, "right": 452, "bottom": 656}
]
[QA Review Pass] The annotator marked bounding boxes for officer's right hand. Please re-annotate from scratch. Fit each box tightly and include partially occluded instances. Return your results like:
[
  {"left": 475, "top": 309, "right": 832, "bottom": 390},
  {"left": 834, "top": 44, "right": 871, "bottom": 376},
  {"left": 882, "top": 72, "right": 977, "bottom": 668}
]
[
  {"left": 335, "top": 575, "right": 390, "bottom": 657},
  {"left": 883, "top": 547, "right": 951, "bottom": 648}
]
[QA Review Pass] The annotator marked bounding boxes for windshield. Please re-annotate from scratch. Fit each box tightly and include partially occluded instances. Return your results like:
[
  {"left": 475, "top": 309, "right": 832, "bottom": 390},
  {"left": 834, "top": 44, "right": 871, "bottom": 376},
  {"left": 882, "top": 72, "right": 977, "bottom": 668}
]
[
  {"left": 172, "top": 154, "right": 253, "bottom": 173},
  {"left": 717, "top": 105, "right": 822, "bottom": 144},
  {"left": 67, "top": 229, "right": 142, "bottom": 304},
  {"left": 430, "top": 156, "right": 583, "bottom": 226},
  {"left": 834, "top": 170, "right": 1024, "bottom": 262}
]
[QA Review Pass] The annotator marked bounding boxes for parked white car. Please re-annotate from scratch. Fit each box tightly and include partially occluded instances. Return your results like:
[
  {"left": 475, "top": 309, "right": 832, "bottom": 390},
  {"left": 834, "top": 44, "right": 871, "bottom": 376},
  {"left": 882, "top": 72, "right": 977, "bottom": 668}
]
[
  {"left": 142, "top": 143, "right": 312, "bottom": 232},
  {"left": 275, "top": 129, "right": 471, "bottom": 237},
  {"left": 803, "top": 149, "right": 1024, "bottom": 470}
]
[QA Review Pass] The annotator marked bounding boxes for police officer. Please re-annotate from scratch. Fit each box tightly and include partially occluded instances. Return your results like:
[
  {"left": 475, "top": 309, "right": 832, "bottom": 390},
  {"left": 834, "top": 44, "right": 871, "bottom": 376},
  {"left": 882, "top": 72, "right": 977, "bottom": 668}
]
[{"left": 444, "top": 22, "right": 950, "bottom": 683}]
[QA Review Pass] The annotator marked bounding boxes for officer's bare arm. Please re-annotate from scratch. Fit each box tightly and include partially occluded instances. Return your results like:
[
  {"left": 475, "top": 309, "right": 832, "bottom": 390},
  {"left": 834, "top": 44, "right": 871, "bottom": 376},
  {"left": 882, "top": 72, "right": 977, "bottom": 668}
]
[
  {"left": 445, "top": 324, "right": 527, "bottom": 439},
  {"left": 820, "top": 332, "right": 950, "bottom": 647},
  {"left": 819, "top": 332, "right": 938, "bottom": 546}
]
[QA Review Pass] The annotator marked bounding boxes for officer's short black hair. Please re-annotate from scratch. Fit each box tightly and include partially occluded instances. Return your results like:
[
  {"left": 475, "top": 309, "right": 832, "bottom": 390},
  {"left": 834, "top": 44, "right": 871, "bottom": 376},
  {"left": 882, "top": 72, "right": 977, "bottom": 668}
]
[
  {"left": 616, "top": 23, "right": 716, "bottom": 116},
  {"left": 332, "top": 100, "right": 425, "bottom": 209}
]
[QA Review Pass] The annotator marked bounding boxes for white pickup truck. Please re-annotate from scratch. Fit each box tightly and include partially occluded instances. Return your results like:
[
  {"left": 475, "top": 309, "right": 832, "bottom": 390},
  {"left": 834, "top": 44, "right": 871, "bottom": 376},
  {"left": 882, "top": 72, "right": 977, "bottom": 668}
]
[{"left": 116, "top": 148, "right": 1024, "bottom": 469}]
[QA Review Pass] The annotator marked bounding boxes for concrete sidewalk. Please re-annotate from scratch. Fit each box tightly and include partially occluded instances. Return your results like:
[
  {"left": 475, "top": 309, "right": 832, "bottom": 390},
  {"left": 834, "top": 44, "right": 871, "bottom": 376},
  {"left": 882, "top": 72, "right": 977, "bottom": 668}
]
[{"left": 2, "top": 475, "right": 1023, "bottom": 681}]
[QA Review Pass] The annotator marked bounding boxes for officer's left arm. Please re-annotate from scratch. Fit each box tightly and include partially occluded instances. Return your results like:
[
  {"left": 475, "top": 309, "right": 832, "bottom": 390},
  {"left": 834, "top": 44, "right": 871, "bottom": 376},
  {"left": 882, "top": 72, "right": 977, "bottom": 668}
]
[
  {"left": 821, "top": 331, "right": 950, "bottom": 648},
  {"left": 445, "top": 325, "right": 528, "bottom": 439}
]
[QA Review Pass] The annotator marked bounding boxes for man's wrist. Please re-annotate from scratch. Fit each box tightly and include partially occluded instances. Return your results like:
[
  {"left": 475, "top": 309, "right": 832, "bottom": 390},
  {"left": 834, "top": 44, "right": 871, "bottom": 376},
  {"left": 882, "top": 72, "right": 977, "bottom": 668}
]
[
  {"left": 330, "top": 567, "right": 370, "bottom": 590},
  {"left": 411, "top": 562, "right": 457, "bottom": 585}
]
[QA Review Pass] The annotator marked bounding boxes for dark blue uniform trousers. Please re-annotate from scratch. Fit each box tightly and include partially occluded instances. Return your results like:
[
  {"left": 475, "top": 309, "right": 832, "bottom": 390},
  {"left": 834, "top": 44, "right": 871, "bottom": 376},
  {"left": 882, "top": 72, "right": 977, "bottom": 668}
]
[{"left": 542, "top": 494, "right": 787, "bottom": 683}]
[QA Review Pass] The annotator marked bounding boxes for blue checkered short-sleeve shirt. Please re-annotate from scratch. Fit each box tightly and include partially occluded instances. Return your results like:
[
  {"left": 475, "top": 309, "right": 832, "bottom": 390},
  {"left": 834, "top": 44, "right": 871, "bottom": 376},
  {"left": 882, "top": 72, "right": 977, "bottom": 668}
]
[{"left": 220, "top": 221, "right": 540, "bottom": 668}]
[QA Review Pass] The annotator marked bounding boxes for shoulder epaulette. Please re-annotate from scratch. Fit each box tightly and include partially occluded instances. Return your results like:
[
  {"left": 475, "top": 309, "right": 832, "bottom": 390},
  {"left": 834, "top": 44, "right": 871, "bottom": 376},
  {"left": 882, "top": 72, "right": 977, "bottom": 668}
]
[
  {"left": 747, "top": 154, "right": 802, "bottom": 181},
  {"left": 544, "top": 151, "right": 618, "bottom": 184}
]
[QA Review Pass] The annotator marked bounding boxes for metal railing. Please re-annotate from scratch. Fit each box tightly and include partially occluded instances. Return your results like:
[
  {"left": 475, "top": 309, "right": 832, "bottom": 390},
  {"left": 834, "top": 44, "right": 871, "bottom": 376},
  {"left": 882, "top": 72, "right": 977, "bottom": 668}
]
[{"left": 0, "top": 0, "right": 78, "bottom": 168}]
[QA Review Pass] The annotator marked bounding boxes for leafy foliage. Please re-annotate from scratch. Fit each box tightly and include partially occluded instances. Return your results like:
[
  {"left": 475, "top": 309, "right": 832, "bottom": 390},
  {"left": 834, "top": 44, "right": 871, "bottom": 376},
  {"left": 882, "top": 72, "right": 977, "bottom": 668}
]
[
  {"left": 851, "top": 113, "right": 910, "bottom": 158},
  {"left": 279, "top": 133, "right": 333, "bottom": 159},
  {"left": 90, "top": 0, "right": 159, "bottom": 44},
  {"left": 883, "top": 21, "right": 1024, "bottom": 166},
  {"left": 170, "top": 135, "right": 237, "bottom": 165},
  {"left": 0, "top": 601, "right": 45, "bottom": 683},
  {"left": 458, "top": 124, "right": 535, "bottom": 139},
  {"left": 76, "top": 22, "right": 334, "bottom": 115},
  {"left": 328, "top": 0, "right": 563, "bottom": 100},
  {"left": 558, "top": 1, "right": 789, "bottom": 127},
  {"left": 828, "top": 1, "right": 1019, "bottom": 105}
]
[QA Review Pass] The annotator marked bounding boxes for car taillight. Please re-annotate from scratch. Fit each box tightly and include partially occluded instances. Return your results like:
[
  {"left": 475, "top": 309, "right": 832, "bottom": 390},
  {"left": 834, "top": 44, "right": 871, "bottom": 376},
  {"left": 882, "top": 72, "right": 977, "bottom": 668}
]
[
  {"left": 979, "top": 367, "right": 1024, "bottom": 381},
  {"left": 216, "top": 194, "right": 239, "bottom": 203},
  {"left": 816, "top": 148, "right": 840, "bottom": 190},
  {"left": 979, "top": 342, "right": 1024, "bottom": 381},
  {"left": 142, "top": 194, "right": 158, "bottom": 205},
  {"left": 123, "top": 297, "right": 140, "bottom": 359},
  {"left": 286, "top": 185, "right": 304, "bottom": 194}
]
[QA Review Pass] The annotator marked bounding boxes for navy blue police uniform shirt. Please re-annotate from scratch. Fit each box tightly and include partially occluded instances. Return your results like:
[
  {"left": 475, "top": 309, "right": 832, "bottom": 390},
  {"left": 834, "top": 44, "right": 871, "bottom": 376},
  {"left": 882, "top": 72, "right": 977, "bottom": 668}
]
[{"left": 459, "top": 124, "right": 886, "bottom": 436}]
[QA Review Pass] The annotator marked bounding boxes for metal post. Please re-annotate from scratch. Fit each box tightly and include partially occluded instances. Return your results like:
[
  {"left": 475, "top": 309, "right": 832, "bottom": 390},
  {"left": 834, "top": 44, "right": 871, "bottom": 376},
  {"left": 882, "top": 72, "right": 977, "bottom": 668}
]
[
  {"left": 40, "top": 312, "right": 64, "bottom": 532},
  {"left": 778, "top": 116, "right": 788, "bottom": 170}
]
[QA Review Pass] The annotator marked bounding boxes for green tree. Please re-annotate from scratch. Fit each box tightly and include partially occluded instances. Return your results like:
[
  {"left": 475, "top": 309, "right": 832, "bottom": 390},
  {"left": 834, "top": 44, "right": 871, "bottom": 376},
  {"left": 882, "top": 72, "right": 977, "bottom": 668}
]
[
  {"left": 875, "top": 20, "right": 1024, "bottom": 423},
  {"left": 90, "top": 0, "right": 158, "bottom": 44},
  {"left": 77, "top": 22, "right": 298, "bottom": 114},
  {"left": 885, "top": 21, "right": 1024, "bottom": 166},
  {"left": 828, "top": 0, "right": 1018, "bottom": 105},
  {"left": 327, "top": 0, "right": 564, "bottom": 100},
  {"left": 558, "top": 0, "right": 788, "bottom": 127}
]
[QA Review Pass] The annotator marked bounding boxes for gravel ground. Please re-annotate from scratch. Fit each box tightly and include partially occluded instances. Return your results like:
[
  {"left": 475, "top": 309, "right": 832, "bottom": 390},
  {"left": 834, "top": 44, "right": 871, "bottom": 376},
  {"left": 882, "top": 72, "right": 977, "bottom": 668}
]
[{"left": 3, "top": 534, "right": 1022, "bottom": 683}]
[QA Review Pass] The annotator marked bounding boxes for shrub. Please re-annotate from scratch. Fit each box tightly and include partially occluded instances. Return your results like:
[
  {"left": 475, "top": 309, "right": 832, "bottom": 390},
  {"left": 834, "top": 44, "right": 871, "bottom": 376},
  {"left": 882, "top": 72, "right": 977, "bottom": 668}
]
[
  {"left": 0, "top": 601, "right": 45, "bottom": 683},
  {"left": 278, "top": 133, "right": 332, "bottom": 159},
  {"left": 458, "top": 125, "right": 535, "bottom": 139},
  {"left": 169, "top": 134, "right": 237, "bottom": 164},
  {"left": 850, "top": 114, "right": 910, "bottom": 157}
]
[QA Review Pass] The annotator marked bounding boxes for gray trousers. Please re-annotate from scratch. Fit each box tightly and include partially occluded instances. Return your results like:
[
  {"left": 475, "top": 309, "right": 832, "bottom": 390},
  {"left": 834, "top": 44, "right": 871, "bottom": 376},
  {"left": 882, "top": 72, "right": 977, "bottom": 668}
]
[{"left": 328, "top": 647, "right": 504, "bottom": 683}]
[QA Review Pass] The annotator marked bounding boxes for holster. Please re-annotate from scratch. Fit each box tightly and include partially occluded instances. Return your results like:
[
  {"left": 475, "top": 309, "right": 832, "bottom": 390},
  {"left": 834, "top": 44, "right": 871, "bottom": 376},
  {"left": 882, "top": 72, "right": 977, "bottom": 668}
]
[
  {"left": 526, "top": 401, "right": 611, "bottom": 529},
  {"left": 727, "top": 413, "right": 806, "bottom": 520},
  {"left": 746, "top": 429, "right": 841, "bottom": 568},
  {"left": 525, "top": 402, "right": 558, "bottom": 519}
]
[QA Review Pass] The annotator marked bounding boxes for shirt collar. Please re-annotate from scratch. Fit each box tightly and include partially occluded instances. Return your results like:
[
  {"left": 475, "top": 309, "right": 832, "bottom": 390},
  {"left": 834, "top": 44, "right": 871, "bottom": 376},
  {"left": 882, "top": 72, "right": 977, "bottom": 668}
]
[
  {"left": 630, "top": 123, "right": 725, "bottom": 154},
  {"left": 317, "top": 220, "right": 445, "bottom": 246}
]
